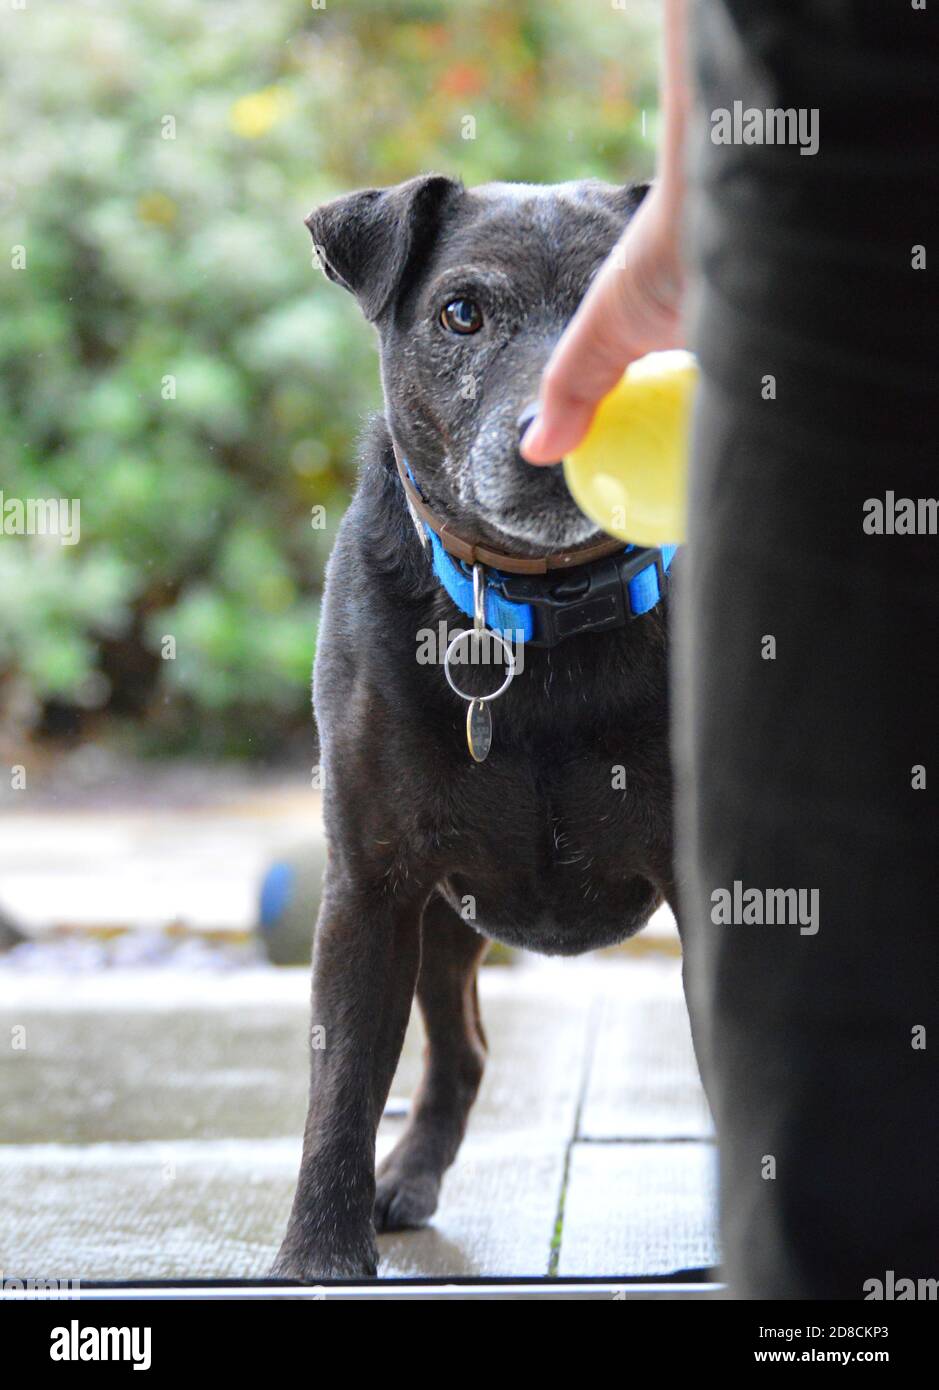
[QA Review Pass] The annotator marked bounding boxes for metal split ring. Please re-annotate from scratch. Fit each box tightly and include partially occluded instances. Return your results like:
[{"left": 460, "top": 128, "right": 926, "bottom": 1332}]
[
  {"left": 443, "top": 627, "right": 516, "bottom": 703},
  {"left": 443, "top": 565, "right": 516, "bottom": 704}
]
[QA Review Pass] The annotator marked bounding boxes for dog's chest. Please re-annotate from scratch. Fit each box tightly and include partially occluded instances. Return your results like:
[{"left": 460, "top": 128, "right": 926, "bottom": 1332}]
[{"left": 437, "top": 742, "right": 664, "bottom": 955}]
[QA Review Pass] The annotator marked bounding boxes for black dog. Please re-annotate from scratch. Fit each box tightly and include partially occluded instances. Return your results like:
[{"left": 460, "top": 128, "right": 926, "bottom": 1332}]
[{"left": 274, "top": 175, "right": 678, "bottom": 1279}]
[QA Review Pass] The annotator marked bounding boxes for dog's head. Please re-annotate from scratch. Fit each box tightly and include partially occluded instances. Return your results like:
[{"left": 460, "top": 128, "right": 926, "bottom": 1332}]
[{"left": 307, "top": 174, "right": 647, "bottom": 553}]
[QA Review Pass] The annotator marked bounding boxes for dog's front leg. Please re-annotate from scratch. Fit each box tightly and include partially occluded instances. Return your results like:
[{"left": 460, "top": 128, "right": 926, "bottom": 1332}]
[{"left": 272, "top": 865, "right": 425, "bottom": 1280}]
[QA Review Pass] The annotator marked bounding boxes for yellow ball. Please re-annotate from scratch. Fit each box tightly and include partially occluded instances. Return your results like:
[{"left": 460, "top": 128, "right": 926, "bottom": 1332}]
[{"left": 563, "top": 350, "right": 697, "bottom": 547}]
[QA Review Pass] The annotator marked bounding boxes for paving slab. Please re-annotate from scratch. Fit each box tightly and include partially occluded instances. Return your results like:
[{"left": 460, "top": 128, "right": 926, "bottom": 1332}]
[
  {"left": 376, "top": 1134, "right": 565, "bottom": 1278},
  {"left": 0, "top": 962, "right": 595, "bottom": 1278},
  {"left": 0, "top": 962, "right": 592, "bottom": 1145},
  {"left": 579, "top": 983, "right": 713, "bottom": 1140},
  {"left": 557, "top": 1142, "right": 719, "bottom": 1276},
  {"left": 0, "top": 956, "right": 715, "bottom": 1280},
  {"left": 1, "top": 1004, "right": 311, "bottom": 1145},
  {"left": 0, "top": 1139, "right": 297, "bottom": 1282},
  {"left": 0, "top": 1132, "right": 566, "bottom": 1281}
]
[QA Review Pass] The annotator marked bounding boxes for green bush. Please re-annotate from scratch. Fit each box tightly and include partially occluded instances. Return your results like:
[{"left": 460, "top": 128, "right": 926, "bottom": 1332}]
[{"left": 0, "top": 0, "right": 657, "bottom": 757}]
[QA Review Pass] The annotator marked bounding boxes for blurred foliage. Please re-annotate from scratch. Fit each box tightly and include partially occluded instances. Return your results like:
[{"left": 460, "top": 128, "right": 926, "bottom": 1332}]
[{"left": 0, "top": 0, "right": 657, "bottom": 758}]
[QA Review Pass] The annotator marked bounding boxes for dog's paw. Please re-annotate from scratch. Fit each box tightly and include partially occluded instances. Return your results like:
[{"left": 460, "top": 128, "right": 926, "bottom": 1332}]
[{"left": 373, "top": 1167, "right": 441, "bottom": 1232}]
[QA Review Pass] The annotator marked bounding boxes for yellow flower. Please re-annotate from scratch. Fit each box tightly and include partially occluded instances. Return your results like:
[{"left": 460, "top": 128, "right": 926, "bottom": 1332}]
[
  {"left": 229, "top": 86, "right": 294, "bottom": 140},
  {"left": 136, "top": 192, "right": 177, "bottom": 226}
]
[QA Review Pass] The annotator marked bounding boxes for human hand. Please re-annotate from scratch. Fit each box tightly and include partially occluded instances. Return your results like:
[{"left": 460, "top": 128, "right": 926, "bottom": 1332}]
[{"left": 520, "top": 180, "right": 686, "bottom": 464}]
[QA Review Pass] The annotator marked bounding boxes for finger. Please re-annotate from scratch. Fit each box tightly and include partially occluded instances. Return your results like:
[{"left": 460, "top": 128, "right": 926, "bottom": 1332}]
[
  {"left": 521, "top": 290, "right": 636, "bottom": 463},
  {"left": 520, "top": 394, "right": 597, "bottom": 465}
]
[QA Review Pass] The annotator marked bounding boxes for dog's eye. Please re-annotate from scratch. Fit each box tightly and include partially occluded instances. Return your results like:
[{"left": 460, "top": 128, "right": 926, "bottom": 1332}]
[{"left": 440, "top": 298, "right": 483, "bottom": 335}]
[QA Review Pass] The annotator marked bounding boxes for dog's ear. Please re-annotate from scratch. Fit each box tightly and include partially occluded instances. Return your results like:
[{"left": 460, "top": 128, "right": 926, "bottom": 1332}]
[{"left": 305, "top": 174, "right": 463, "bottom": 322}]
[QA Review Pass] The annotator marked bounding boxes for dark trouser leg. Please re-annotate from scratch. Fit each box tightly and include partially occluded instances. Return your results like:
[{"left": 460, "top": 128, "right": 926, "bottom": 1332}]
[{"left": 675, "top": 0, "right": 939, "bottom": 1297}]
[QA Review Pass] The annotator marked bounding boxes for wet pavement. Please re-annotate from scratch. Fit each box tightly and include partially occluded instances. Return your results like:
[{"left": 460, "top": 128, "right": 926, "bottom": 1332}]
[
  {"left": 0, "top": 955, "right": 716, "bottom": 1281},
  {"left": 0, "top": 768, "right": 715, "bottom": 1282}
]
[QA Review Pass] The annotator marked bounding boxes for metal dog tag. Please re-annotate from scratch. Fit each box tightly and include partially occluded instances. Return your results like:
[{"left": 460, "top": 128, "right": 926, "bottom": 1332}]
[
  {"left": 442, "top": 565, "right": 517, "bottom": 763},
  {"left": 466, "top": 699, "right": 492, "bottom": 762}
]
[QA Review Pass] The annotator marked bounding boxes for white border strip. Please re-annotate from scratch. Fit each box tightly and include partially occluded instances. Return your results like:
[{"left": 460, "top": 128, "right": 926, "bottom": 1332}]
[{"left": 2, "top": 1282, "right": 724, "bottom": 1301}]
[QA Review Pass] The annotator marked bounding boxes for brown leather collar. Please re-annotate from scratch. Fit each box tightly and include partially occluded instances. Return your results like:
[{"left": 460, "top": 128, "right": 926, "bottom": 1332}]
[{"left": 391, "top": 439, "right": 623, "bottom": 576}]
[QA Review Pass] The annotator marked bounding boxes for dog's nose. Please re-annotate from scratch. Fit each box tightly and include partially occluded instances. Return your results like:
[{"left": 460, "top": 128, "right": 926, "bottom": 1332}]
[
  {"left": 517, "top": 401, "right": 562, "bottom": 466},
  {"left": 517, "top": 401, "right": 539, "bottom": 444}
]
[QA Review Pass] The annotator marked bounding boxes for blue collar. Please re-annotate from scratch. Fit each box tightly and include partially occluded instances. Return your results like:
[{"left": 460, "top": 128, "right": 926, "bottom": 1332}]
[{"left": 402, "top": 459, "right": 676, "bottom": 647}]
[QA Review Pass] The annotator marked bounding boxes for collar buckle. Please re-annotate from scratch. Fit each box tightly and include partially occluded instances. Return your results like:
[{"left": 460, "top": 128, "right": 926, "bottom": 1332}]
[{"left": 496, "top": 548, "right": 671, "bottom": 647}]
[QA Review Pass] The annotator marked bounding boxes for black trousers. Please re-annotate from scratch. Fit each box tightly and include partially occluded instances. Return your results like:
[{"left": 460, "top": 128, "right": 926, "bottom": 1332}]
[{"left": 675, "top": 1, "right": 939, "bottom": 1297}]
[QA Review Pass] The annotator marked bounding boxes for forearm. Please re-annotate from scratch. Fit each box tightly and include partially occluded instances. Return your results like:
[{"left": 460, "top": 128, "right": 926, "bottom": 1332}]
[
  {"left": 520, "top": 0, "right": 692, "bottom": 464},
  {"left": 658, "top": 0, "right": 690, "bottom": 208}
]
